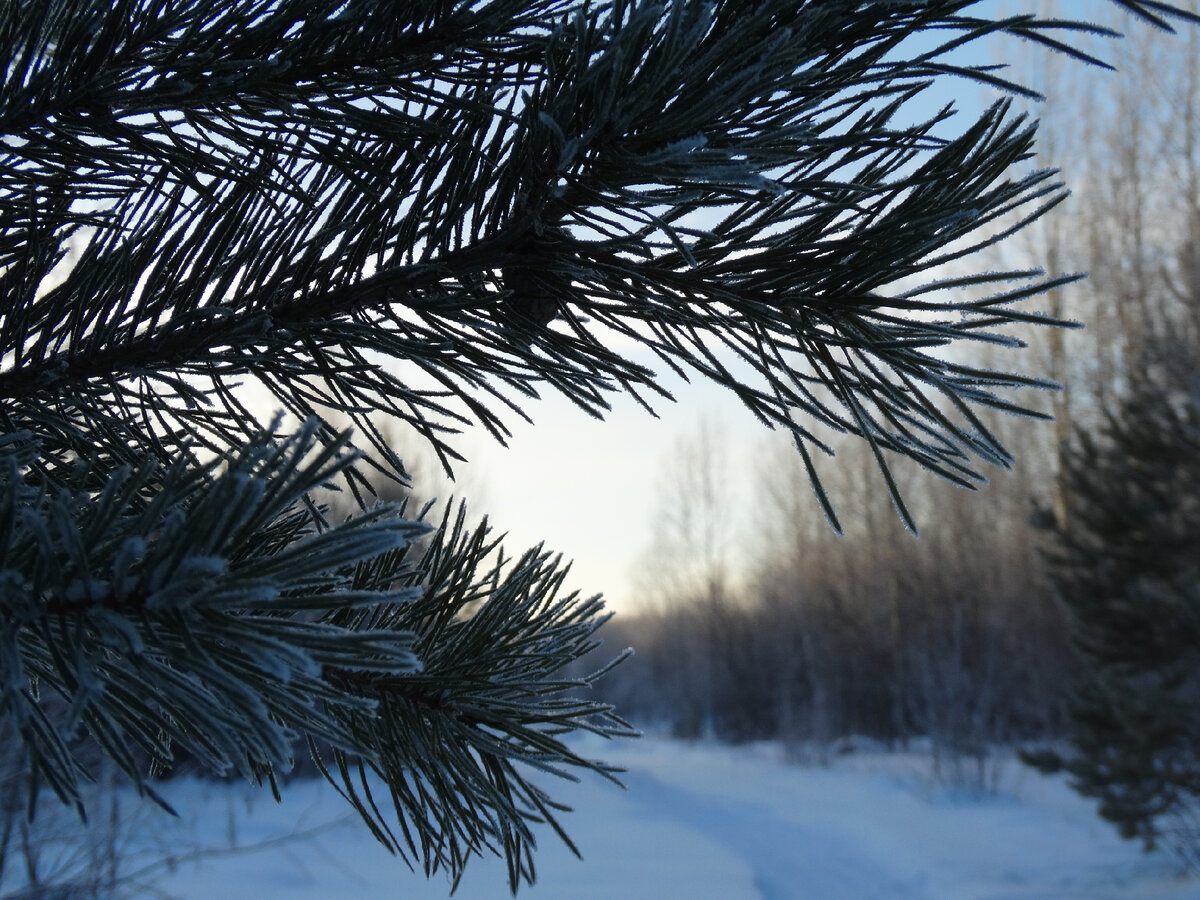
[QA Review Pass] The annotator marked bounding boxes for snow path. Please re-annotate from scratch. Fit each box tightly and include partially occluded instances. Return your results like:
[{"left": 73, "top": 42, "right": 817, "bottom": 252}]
[{"left": 620, "top": 769, "right": 922, "bottom": 900}]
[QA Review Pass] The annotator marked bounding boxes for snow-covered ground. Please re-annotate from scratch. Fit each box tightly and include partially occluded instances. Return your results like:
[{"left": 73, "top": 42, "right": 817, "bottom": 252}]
[{"left": 7, "top": 736, "right": 1200, "bottom": 899}]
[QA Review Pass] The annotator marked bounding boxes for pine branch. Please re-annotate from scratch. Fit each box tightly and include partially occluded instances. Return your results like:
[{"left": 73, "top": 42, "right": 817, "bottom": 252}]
[
  {"left": 315, "top": 505, "right": 634, "bottom": 892},
  {"left": 7, "top": 0, "right": 1185, "bottom": 494},
  {"left": 0, "top": 422, "right": 427, "bottom": 802}
]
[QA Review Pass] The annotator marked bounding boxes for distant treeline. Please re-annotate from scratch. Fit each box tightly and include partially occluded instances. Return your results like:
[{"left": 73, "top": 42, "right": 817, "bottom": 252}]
[{"left": 581, "top": 423, "right": 1072, "bottom": 784}]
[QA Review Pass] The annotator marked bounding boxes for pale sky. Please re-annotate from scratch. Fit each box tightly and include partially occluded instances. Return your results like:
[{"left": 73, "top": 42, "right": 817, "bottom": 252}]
[{"left": 442, "top": 346, "right": 760, "bottom": 614}]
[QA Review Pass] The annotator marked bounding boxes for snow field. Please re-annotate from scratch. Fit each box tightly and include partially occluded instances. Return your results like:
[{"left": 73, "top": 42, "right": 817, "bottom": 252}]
[{"left": 29, "top": 736, "right": 1200, "bottom": 900}]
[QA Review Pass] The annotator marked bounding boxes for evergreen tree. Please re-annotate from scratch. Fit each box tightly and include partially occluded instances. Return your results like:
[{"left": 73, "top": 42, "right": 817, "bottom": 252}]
[
  {"left": 1027, "top": 352, "right": 1200, "bottom": 864},
  {"left": 1, "top": 0, "right": 1194, "bottom": 890}
]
